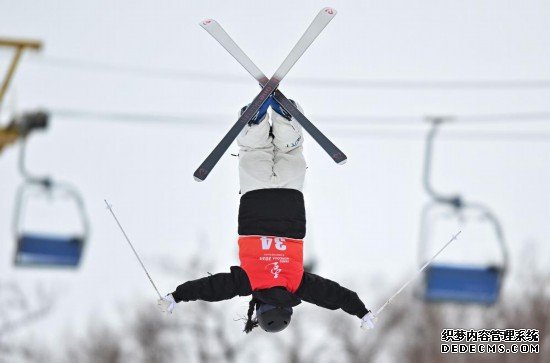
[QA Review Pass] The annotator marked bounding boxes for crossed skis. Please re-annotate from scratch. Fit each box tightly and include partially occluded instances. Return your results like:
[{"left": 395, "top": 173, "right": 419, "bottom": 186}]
[{"left": 194, "top": 8, "right": 346, "bottom": 182}]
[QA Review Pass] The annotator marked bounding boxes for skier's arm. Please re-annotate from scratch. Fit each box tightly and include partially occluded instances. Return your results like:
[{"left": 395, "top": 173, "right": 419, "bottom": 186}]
[
  {"left": 171, "top": 266, "right": 252, "bottom": 303},
  {"left": 295, "top": 272, "right": 369, "bottom": 318}
]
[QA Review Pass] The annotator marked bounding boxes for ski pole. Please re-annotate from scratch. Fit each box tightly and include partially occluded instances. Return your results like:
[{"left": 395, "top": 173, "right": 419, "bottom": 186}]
[
  {"left": 104, "top": 199, "right": 162, "bottom": 299},
  {"left": 373, "top": 231, "right": 462, "bottom": 318}
]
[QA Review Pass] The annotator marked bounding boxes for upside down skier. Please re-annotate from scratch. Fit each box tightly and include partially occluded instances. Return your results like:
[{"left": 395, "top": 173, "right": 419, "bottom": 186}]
[{"left": 158, "top": 98, "right": 376, "bottom": 333}]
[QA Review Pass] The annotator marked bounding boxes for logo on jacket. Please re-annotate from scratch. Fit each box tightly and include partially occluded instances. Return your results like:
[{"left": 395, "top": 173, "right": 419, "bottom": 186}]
[{"left": 266, "top": 262, "right": 282, "bottom": 279}]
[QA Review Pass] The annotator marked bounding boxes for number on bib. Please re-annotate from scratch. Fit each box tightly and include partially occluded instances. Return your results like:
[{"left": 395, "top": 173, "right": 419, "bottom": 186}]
[{"left": 261, "top": 237, "right": 287, "bottom": 251}]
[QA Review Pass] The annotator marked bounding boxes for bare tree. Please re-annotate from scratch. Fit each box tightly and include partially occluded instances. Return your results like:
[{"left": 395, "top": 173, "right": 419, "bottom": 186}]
[
  {"left": 166, "top": 255, "right": 255, "bottom": 363},
  {"left": 64, "top": 323, "right": 124, "bottom": 363},
  {"left": 316, "top": 245, "right": 550, "bottom": 363},
  {"left": 129, "top": 303, "right": 183, "bottom": 363},
  {"left": 11, "top": 241, "right": 545, "bottom": 363},
  {"left": 0, "top": 280, "right": 54, "bottom": 363}
]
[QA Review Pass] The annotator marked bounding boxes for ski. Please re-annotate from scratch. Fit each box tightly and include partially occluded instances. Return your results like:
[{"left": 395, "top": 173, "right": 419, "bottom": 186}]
[
  {"left": 200, "top": 14, "right": 347, "bottom": 165},
  {"left": 272, "top": 92, "right": 346, "bottom": 164},
  {"left": 194, "top": 8, "right": 337, "bottom": 182}
]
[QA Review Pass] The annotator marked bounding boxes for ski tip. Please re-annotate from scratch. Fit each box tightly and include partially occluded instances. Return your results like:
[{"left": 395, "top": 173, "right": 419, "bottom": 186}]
[
  {"left": 194, "top": 167, "right": 210, "bottom": 182},
  {"left": 322, "top": 7, "right": 337, "bottom": 16},
  {"left": 200, "top": 19, "right": 216, "bottom": 27},
  {"left": 332, "top": 152, "right": 347, "bottom": 165}
]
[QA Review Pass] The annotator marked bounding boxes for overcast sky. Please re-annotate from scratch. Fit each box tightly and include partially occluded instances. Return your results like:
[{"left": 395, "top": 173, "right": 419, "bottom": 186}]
[{"left": 1, "top": 0, "right": 550, "bottom": 352}]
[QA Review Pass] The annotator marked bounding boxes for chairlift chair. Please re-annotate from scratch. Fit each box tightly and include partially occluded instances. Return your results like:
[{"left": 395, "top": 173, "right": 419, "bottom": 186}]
[
  {"left": 419, "top": 202, "right": 508, "bottom": 305},
  {"left": 418, "top": 118, "right": 509, "bottom": 305},
  {"left": 12, "top": 133, "right": 89, "bottom": 268}
]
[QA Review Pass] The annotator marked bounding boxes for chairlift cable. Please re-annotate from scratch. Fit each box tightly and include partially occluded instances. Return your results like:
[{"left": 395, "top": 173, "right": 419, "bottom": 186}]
[
  {"left": 27, "top": 55, "right": 550, "bottom": 90},
  {"left": 49, "top": 108, "right": 550, "bottom": 126}
]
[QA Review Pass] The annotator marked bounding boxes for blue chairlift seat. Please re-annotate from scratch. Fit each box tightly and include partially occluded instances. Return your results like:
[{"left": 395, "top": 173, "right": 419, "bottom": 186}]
[
  {"left": 15, "top": 233, "right": 84, "bottom": 267},
  {"left": 424, "top": 263, "right": 502, "bottom": 305}
]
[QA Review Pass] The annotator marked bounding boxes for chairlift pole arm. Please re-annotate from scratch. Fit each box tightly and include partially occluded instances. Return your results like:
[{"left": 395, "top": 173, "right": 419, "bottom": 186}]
[
  {"left": 467, "top": 202, "right": 510, "bottom": 273},
  {"left": 18, "top": 137, "right": 51, "bottom": 186},
  {"left": 0, "top": 38, "right": 42, "bottom": 107},
  {"left": 422, "top": 117, "right": 462, "bottom": 206}
]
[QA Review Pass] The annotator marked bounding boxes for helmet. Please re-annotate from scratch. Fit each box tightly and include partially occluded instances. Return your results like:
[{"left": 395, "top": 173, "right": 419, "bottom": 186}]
[{"left": 256, "top": 303, "right": 293, "bottom": 333}]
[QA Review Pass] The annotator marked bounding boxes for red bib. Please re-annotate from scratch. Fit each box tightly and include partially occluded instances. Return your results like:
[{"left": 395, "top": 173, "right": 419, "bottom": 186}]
[{"left": 238, "top": 235, "right": 304, "bottom": 293}]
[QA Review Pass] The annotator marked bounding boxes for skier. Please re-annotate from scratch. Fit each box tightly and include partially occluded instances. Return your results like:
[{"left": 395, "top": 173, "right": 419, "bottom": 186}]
[{"left": 158, "top": 97, "right": 376, "bottom": 333}]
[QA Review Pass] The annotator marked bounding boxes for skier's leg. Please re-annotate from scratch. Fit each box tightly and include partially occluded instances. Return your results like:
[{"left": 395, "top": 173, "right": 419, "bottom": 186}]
[
  {"left": 237, "top": 111, "right": 275, "bottom": 194},
  {"left": 271, "top": 101, "right": 306, "bottom": 191}
]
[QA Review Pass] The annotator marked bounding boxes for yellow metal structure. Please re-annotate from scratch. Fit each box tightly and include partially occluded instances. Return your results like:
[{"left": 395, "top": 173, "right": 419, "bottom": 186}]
[
  {"left": 0, "top": 38, "right": 43, "bottom": 152},
  {"left": 0, "top": 38, "right": 42, "bottom": 105},
  {"left": 0, "top": 128, "right": 18, "bottom": 152}
]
